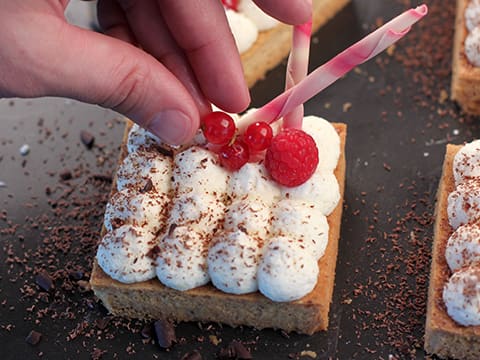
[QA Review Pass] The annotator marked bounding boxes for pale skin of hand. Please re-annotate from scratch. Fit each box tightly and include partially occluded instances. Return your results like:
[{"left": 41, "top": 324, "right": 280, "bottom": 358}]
[{"left": 0, "top": 0, "right": 311, "bottom": 145}]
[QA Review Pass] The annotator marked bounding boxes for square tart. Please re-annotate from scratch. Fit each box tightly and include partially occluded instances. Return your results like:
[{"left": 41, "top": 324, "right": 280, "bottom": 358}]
[
  {"left": 425, "top": 144, "right": 480, "bottom": 359},
  {"left": 451, "top": 0, "right": 480, "bottom": 114},
  {"left": 90, "top": 121, "right": 347, "bottom": 335}
]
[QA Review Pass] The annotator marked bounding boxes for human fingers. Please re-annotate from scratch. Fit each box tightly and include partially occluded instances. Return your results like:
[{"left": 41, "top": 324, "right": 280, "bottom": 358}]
[
  {"left": 0, "top": 1, "right": 200, "bottom": 145},
  {"left": 158, "top": 0, "right": 250, "bottom": 113},
  {"left": 43, "top": 22, "right": 200, "bottom": 145},
  {"left": 111, "top": 0, "right": 211, "bottom": 116},
  {"left": 253, "top": 0, "right": 312, "bottom": 24},
  {"left": 97, "top": 0, "right": 136, "bottom": 44}
]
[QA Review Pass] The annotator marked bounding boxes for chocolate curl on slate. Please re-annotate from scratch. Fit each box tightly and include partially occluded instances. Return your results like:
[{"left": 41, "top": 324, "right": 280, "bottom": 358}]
[
  {"left": 35, "top": 271, "right": 54, "bottom": 292},
  {"left": 59, "top": 169, "right": 73, "bottom": 181},
  {"left": 141, "top": 324, "right": 153, "bottom": 340},
  {"left": 95, "top": 317, "right": 111, "bottom": 330},
  {"left": 153, "top": 319, "right": 176, "bottom": 348},
  {"left": 80, "top": 130, "right": 95, "bottom": 149},
  {"left": 181, "top": 350, "right": 203, "bottom": 360},
  {"left": 218, "top": 340, "right": 252, "bottom": 359},
  {"left": 89, "top": 174, "right": 113, "bottom": 183},
  {"left": 68, "top": 270, "right": 84, "bottom": 281},
  {"left": 25, "top": 330, "right": 42, "bottom": 346}
]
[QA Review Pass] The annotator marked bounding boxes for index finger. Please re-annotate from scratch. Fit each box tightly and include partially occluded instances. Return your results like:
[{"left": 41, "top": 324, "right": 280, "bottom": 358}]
[
  {"left": 158, "top": 0, "right": 250, "bottom": 114},
  {"left": 253, "top": 0, "right": 312, "bottom": 25}
]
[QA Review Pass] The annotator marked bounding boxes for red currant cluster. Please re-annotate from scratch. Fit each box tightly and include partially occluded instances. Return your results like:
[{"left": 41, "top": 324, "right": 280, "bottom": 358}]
[
  {"left": 201, "top": 111, "right": 319, "bottom": 187},
  {"left": 201, "top": 111, "right": 273, "bottom": 171}
]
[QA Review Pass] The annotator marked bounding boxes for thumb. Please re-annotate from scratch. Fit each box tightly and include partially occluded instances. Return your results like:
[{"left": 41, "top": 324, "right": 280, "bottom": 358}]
[{"left": 40, "top": 23, "right": 201, "bottom": 145}]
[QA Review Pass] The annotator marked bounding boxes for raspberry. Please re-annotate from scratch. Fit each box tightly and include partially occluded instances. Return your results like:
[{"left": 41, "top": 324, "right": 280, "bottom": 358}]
[{"left": 264, "top": 128, "right": 318, "bottom": 187}]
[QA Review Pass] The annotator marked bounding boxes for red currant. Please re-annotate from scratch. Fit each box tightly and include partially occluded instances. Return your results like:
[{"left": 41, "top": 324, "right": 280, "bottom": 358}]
[
  {"left": 243, "top": 122, "right": 273, "bottom": 152},
  {"left": 202, "top": 112, "right": 236, "bottom": 145},
  {"left": 221, "top": 0, "right": 239, "bottom": 11},
  {"left": 218, "top": 139, "right": 249, "bottom": 171}
]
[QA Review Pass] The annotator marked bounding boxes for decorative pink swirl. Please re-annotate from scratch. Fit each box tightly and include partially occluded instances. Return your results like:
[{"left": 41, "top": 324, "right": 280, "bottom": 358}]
[
  {"left": 238, "top": 4, "right": 428, "bottom": 132},
  {"left": 283, "top": 18, "right": 313, "bottom": 129}
]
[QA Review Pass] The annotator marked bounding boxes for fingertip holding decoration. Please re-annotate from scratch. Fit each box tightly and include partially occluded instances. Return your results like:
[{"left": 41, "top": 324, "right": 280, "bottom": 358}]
[{"left": 148, "top": 109, "right": 197, "bottom": 146}]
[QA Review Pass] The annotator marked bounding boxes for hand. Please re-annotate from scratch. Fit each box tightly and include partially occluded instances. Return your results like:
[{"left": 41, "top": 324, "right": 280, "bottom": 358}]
[{"left": 0, "top": 0, "right": 311, "bottom": 145}]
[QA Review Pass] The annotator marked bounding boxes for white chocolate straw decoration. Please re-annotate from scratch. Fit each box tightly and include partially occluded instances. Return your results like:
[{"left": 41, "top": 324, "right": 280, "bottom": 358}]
[
  {"left": 238, "top": 5, "right": 428, "bottom": 132},
  {"left": 283, "top": 19, "right": 312, "bottom": 129}
]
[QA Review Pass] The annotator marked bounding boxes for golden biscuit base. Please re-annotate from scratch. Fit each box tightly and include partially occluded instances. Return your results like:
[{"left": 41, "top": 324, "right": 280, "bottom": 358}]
[
  {"left": 425, "top": 144, "right": 480, "bottom": 359},
  {"left": 451, "top": 0, "right": 480, "bottom": 114},
  {"left": 241, "top": 0, "right": 351, "bottom": 87},
  {"left": 90, "top": 120, "right": 346, "bottom": 334}
]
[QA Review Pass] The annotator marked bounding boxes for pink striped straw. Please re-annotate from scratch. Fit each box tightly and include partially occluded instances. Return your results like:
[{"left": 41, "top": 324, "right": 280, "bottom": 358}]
[
  {"left": 283, "top": 19, "right": 312, "bottom": 129},
  {"left": 238, "top": 4, "right": 428, "bottom": 132}
]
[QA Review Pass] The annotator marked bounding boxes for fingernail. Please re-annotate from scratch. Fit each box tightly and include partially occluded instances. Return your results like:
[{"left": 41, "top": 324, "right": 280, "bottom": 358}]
[{"left": 148, "top": 110, "right": 194, "bottom": 146}]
